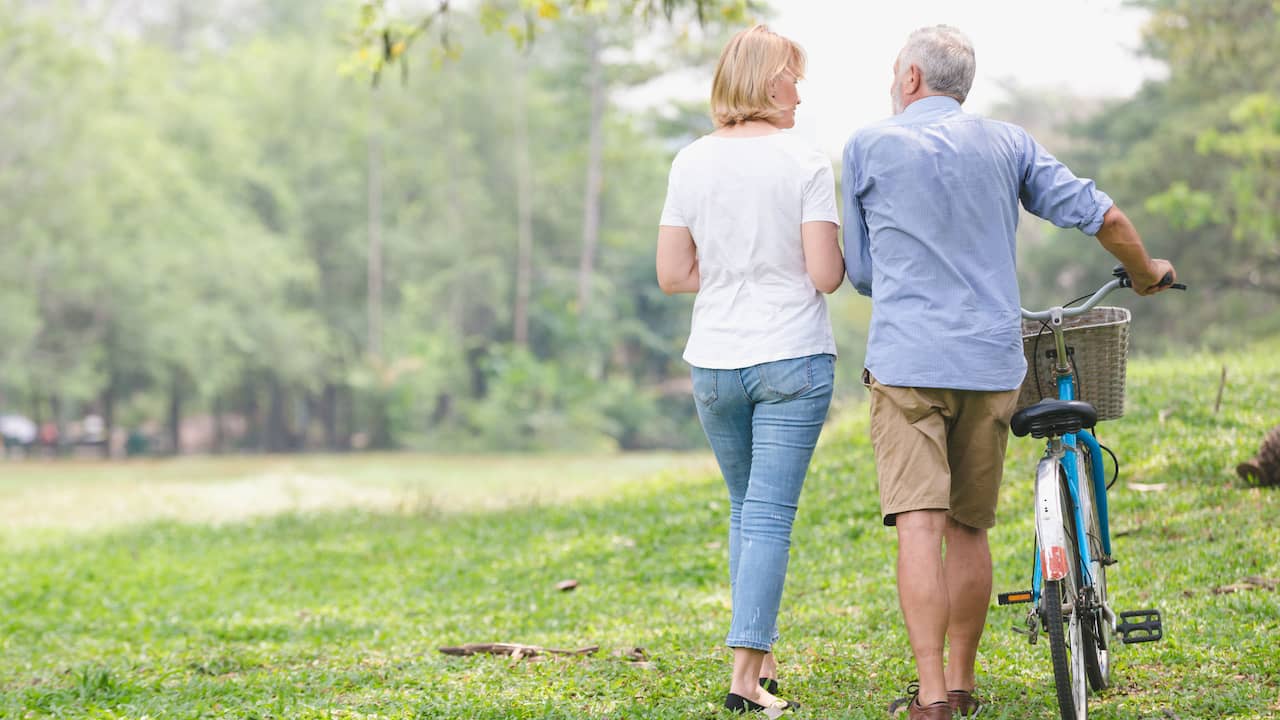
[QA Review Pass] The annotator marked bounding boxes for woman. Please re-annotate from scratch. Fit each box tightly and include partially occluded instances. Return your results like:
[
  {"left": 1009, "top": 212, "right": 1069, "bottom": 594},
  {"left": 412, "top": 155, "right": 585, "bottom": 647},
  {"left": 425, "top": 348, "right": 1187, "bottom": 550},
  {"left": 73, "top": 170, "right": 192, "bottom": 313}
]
[{"left": 656, "top": 24, "right": 844, "bottom": 715}]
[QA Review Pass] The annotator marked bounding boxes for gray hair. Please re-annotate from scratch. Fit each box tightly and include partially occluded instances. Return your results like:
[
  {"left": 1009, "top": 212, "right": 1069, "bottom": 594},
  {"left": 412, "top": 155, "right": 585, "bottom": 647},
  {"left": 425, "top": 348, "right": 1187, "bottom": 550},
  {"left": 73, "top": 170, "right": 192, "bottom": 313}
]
[{"left": 899, "top": 25, "right": 976, "bottom": 103}]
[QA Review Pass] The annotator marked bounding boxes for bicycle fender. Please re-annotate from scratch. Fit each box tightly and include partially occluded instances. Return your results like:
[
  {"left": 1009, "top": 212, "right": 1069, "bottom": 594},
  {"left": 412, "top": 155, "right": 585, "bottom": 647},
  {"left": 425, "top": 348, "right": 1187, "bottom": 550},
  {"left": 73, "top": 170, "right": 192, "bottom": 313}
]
[{"left": 1035, "top": 457, "right": 1070, "bottom": 582}]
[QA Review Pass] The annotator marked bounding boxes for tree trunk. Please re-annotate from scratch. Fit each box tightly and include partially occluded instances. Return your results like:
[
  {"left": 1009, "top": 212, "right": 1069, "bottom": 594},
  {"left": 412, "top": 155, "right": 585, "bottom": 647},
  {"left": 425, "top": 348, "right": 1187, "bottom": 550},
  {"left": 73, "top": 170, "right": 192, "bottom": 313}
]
[
  {"left": 321, "top": 382, "right": 340, "bottom": 451},
  {"left": 30, "top": 389, "right": 42, "bottom": 427},
  {"left": 338, "top": 383, "right": 355, "bottom": 451},
  {"left": 367, "top": 88, "right": 384, "bottom": 360},
  {"left": 167, "top": 372, "right": 182, "bottom": 455},
  {"left": 577, "top": 24, "right": 606, "bottom": 312},
  {"left": 368, "top": 390, "right": 393, "bottom": 450},
  {"left": 266, "top": 376, "right": 288, "bottom": 453},
  {"left": 100, "top": 376, "right": 115, "bottom": 459},
  {"left": 513, "top": 68, "right": 534, "bottom": 347},
  {"left": 49, "top": 394, "right": 64, "bottom": 458},
  {"left": 241, "top": 374, "right": 262, "bottom": 451},
  {"left": 211, "top": 394, "right": 225, "bottom": 454}
]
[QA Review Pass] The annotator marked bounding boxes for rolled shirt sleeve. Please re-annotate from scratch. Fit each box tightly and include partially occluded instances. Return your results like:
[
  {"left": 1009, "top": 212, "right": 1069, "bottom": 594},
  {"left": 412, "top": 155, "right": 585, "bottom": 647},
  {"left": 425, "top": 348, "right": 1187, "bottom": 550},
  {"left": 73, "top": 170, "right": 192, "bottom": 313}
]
[{"left": 1018, "top": 131, "right": 1114, "bottom": 235}]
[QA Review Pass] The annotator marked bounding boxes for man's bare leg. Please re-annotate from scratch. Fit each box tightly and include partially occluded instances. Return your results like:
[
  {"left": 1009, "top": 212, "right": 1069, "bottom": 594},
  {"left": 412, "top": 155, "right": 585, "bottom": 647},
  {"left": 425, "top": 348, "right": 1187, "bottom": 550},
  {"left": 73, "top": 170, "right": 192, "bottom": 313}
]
[
  {"left": 895, "top": 509, "right": 949, "bottom": 706},
  {"left": 943, "top": 516, "right": 991, "bottom": 693}
]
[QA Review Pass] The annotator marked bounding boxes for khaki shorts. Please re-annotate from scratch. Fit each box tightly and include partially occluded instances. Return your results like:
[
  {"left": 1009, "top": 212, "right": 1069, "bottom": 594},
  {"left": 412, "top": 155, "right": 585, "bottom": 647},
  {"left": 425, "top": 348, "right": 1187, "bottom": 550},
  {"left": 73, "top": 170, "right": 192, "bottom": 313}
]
[{"left": 865, "top": 370, "right": 1019, "bottom": 529}]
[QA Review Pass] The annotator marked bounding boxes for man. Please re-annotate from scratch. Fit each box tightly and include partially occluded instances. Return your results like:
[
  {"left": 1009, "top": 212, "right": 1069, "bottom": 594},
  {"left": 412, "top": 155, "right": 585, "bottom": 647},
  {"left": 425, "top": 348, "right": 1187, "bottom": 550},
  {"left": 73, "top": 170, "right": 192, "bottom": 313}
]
[{"left": 842, "top": 25, "right": 1177, "bottom": 720}]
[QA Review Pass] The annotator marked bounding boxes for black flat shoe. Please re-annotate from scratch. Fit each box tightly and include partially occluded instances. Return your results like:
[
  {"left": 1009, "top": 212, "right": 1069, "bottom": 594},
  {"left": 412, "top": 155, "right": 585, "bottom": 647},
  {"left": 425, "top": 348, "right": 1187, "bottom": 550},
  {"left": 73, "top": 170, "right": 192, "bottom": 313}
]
[
  {"left": 724, "top": 692, "right": 800, "bottom": 717},
  {"left": 759, "top": 677, "right": 779, "bottom": 694}
]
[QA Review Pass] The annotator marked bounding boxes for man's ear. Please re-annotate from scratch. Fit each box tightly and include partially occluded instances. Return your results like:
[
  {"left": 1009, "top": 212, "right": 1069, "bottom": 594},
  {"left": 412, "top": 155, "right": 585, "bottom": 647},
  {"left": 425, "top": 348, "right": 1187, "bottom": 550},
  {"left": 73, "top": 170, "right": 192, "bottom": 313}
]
[{"left": 907, "top": 64, "right": 923, "bottom": 94}]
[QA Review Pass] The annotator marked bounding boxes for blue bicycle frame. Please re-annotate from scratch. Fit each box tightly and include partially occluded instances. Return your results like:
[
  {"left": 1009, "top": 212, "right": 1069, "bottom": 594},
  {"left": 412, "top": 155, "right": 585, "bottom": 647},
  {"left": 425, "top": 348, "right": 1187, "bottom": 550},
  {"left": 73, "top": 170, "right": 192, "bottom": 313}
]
[{"left": 1028, "top": 342, "right": 1114, "bottom": 605}]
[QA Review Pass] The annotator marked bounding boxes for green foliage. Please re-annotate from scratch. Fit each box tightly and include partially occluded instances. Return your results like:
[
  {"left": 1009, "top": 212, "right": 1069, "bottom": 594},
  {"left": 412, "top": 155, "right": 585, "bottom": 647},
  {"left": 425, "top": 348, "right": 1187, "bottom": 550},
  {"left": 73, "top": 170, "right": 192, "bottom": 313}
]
[
  {"left": 1194, "top": 93, "right": 1280, "bottom": 250},
  {"left": 1029, "top": 0, "right": 1280, "bottom": 348},
  {"left": 348, "top": 0, "right": 763, "bottom": 82},
  {"left": 1, "top": 347, "right": 1278, "bottom": 718},
  {"left": 0, "top": 0, "right": 735, "bottom": 452},
  {"left": 1144, "top": 181, "right": 1224, "bottom": 231}
]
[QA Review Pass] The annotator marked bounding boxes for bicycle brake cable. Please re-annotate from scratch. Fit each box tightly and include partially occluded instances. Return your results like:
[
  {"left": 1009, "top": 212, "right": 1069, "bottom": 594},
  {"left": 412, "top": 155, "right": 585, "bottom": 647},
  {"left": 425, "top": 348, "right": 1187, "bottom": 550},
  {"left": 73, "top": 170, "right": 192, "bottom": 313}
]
[
  {"left": 1030, "top": 292, "right": 1092, "bottom": 402},
  {"left": 1101, "top": 442, "right": 1120, "bottom": 490}
]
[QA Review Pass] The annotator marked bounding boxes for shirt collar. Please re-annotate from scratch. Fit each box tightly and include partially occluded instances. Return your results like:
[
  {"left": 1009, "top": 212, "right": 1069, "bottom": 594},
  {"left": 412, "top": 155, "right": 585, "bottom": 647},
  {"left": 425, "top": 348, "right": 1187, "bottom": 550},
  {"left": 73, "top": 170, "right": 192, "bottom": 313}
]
[{"left": 899, "top": 94, "right": 962, "bottom": 120}]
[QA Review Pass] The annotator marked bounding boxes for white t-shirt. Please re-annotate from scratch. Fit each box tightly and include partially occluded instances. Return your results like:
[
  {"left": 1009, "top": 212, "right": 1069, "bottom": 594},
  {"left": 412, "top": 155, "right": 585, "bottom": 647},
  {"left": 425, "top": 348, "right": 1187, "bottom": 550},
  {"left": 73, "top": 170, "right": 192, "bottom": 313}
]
[{"left": 660, "top": 132, "right": 841, "bottom": 370}]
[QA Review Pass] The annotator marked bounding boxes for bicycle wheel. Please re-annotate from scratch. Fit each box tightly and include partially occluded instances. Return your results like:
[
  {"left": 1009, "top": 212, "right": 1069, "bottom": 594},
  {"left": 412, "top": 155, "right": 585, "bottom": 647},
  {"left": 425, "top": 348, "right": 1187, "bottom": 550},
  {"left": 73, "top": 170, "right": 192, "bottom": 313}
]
[
  {"left": 1043, "top": 467, "right": 1087, "bottom": 720},
  {"left": 1078, "top": 442, "right": 1111, "bottom": 691}
]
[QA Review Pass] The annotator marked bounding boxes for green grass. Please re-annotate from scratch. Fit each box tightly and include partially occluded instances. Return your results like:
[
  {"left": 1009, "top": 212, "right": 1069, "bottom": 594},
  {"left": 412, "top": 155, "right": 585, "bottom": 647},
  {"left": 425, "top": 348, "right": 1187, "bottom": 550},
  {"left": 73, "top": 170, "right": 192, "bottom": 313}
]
[
  {"left": 0, "top": 452, "right": 715, "bottom": 545},
  {"left": 2, "top": 344, "right": 1279, "bottom": 719}
]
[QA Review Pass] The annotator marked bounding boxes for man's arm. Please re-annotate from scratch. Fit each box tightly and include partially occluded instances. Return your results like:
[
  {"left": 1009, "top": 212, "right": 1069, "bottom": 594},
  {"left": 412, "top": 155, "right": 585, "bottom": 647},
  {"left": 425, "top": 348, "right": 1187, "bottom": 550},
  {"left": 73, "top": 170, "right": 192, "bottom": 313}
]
[
  {"left": 1017, "top": 130, "right": 1176, "bottom": 295},
  {"left": 1095, "top": 207, "right": 1176, "bottom": 296},
  {"left": 842, "top": 140, "right": 873, "bottom": 296}
]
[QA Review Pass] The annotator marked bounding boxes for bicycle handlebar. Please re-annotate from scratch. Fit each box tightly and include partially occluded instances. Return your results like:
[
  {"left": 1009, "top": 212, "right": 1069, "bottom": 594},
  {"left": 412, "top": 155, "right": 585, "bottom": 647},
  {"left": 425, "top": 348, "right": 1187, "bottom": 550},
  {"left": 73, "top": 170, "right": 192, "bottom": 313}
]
[{"left": 1021, "top": 266, "right": 1186, "bottom": 322}]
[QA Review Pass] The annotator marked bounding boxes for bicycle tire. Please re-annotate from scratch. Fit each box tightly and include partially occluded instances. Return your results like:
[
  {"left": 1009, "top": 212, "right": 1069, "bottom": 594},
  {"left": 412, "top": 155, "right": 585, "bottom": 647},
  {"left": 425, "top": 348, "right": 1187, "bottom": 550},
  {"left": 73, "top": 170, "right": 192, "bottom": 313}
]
[
  {"left": 1044, "top": 578, "right": 1076, "bottom": 720},
  {"left": 1044, "top": 468, "right": 1087, "bottom": 720},
  {"left": 1078, "top": 442, "right": 1111, "bottom": 691}
]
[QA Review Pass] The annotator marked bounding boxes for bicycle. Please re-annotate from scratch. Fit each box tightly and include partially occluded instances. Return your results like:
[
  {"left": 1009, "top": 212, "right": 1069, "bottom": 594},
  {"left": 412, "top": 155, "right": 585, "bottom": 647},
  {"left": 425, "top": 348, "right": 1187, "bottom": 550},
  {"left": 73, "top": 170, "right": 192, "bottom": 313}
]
[{"left": 998, "top": 266, "right": 1184, "bottom": 720}]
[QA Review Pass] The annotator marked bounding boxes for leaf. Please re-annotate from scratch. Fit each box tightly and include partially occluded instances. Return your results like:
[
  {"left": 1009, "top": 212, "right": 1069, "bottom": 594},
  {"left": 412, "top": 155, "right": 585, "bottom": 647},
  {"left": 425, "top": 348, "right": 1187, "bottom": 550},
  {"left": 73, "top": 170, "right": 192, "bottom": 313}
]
[
  {"left": 1144, "top": 182, "right": 1224, "bottom": 231},
  {"left": 478, "top": 5, "right": 507, "bottom": 32},
  {"left": 537, "top": 0, "right": 561, "bottom": 20},
  {"left": 360, "top": 1, "right": 378, "bottom": 28}
]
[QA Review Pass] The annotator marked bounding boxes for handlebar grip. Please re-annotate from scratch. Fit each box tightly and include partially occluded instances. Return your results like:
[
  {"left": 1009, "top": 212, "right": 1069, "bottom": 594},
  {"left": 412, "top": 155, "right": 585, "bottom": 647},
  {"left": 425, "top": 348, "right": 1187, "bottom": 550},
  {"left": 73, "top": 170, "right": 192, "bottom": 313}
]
[
  {"left": 1158, "top": 271, "right": 1187, "bottom": 291},
  {"left": 1115, "top": 265, "right": 1186, "bottom": 290}
]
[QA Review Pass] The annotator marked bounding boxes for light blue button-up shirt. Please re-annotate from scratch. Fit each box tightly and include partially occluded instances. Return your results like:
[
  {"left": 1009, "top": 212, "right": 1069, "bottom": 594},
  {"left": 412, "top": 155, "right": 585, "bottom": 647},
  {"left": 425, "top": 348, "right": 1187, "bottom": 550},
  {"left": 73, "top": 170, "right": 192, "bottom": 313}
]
[{"left": 843, "top": 96, "right": 1114, "bottom": 391}]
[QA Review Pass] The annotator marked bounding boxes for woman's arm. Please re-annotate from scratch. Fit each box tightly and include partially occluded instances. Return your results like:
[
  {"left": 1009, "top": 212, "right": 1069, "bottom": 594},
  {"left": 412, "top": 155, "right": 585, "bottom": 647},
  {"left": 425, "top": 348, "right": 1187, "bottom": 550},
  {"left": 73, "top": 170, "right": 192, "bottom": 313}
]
[
  {"left": 802, "top": 221, "right": 844, "bottom": 293},
  {"left": 656, "top": 225, "right": 700, "bottom": 294}
]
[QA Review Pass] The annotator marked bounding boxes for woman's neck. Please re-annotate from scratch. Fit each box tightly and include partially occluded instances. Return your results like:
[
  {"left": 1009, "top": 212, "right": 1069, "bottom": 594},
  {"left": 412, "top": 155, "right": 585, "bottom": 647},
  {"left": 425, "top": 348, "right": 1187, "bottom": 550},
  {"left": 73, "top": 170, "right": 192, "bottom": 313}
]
[{"left": 711, "top": 120, "right": 782, "bottom": 138}]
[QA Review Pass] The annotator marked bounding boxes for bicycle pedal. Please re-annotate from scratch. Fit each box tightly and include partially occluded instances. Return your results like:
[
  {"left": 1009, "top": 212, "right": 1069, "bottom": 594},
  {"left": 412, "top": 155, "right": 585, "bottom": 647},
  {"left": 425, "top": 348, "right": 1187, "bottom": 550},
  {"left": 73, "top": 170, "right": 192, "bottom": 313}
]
[
  {"left": 998, "top": 590, "right": 1034, "bottom": 605},
  {"left": 1116, "top": 609, "right": 1163, "bottom": 643}
]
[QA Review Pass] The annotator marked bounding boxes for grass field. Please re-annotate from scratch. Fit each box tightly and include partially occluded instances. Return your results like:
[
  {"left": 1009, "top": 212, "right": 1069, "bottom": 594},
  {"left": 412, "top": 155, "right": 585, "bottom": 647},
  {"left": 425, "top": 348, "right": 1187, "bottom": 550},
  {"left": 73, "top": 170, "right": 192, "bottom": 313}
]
[{"left": 2, "top": 343, "right": 1278, "bottom": 719}]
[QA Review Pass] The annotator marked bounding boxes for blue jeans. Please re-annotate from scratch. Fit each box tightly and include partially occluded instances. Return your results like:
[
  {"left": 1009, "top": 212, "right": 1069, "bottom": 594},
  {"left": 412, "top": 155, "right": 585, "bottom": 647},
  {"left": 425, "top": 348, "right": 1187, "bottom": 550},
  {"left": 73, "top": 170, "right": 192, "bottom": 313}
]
[{"left": 691, "top": 353, "right": 835, "bottom": 651}]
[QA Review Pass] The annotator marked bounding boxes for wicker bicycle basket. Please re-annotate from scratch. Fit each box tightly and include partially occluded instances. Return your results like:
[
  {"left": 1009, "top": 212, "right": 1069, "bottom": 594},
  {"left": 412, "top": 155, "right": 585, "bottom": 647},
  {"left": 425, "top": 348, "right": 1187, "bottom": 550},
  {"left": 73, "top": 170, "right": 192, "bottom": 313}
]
[{"left": 1016, "top": 306, "right": 1131, "bottom": 421}]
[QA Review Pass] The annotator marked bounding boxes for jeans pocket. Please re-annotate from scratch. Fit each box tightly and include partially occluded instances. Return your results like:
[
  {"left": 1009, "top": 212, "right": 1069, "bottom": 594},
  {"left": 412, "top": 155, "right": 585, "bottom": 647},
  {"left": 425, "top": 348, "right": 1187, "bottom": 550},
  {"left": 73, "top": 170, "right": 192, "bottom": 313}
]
[
  {"left": 759, "top": 356, "right": 813, "bottom": 400},
  {"left": 691, "top": 367, "right": 718, "bottom": 410}
]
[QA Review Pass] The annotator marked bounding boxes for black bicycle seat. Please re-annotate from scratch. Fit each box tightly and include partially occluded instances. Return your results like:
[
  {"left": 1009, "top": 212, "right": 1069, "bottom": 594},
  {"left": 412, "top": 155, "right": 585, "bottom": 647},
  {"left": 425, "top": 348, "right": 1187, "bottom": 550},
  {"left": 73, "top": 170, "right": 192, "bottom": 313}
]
[{"left": 1011, "top": 399, "right": 1098, "bottom": 438}]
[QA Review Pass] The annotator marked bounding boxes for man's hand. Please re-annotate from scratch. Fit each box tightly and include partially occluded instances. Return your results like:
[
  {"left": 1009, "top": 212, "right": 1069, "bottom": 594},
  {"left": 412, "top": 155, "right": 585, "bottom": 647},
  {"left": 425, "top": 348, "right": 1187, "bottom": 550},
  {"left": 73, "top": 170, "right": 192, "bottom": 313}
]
[
  {"left": 1095, "top": 208, "right": 1178, "bottom": 296},
  {"left": 1129, "top": 259, "right": 1177, "bottom": 296}
]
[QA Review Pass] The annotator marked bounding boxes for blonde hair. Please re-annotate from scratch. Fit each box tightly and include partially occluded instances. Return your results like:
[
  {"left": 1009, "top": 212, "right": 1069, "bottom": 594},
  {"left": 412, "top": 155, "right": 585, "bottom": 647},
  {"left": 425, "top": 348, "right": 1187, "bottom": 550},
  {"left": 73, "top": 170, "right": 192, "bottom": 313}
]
[{"left": 710, "top": 25, "right": 806, "bottom": 128}]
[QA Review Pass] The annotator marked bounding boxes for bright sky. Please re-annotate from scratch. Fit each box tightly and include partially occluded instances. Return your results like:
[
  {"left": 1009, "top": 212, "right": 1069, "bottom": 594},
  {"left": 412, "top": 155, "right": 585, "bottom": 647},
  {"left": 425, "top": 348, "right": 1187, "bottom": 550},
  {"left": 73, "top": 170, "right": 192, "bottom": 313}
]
[{"left": 629, "top": 0, "right": 1166, "bottom": 158}]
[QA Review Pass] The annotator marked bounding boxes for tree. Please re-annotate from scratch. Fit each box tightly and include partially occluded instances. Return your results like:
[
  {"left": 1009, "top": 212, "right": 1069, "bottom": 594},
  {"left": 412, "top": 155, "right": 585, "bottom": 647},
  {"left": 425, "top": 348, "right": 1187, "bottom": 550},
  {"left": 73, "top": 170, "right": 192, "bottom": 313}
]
[
  {"left": 1020, "top": 0, "right": 1280, "bottom": 348},
  {"left": 0, "top": 0, "right": 754, "bottom": 454},
  {"left": 348, "top": 0, "right": 761, "bottom": 83}
]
